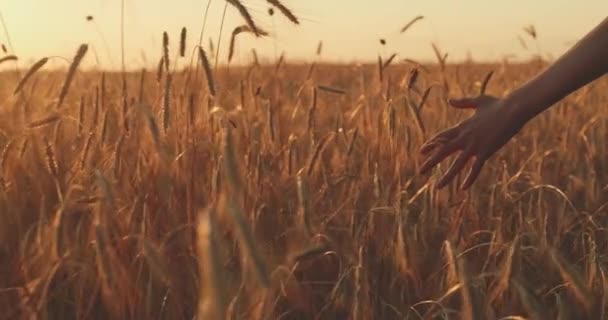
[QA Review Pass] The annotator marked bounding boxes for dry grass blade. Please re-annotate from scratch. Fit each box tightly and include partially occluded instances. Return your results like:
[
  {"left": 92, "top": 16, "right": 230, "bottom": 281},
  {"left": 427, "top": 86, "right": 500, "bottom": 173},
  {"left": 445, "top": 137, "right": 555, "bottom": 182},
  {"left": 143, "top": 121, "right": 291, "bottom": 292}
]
[
  {"left": 317, "top": 85, "right": 346, "bottom": 95},
  {"left": 489, "top": 237, "right": 518, "bottom": 304},
  {"left": 346, "top": 127, "right": 359, "bottom": 157},
  {"left": 80, "top": 131, "right": 94, "bottom": 170},
  {"left": 14, "top": 57, "right": 48, "bottom": 94},
  {"left": 27, "top": 114, "right": 61, "bottom": 129},
  {"left": 162, "top": 73, "right": 172, "bottom": 132},
  {"left": 156, "top": 57, "right": 164, "bottom": 83},
  {"left": 417, "top": 86, "right": 432, "bottom": 111},
  {"left": 226, "top": 0, "right": 262, "bottom": 36},
  {"left": 377, "top": 55, "right": 384, "bottom": 81},
  {"left": 316, "top": 40, "right": 323, "bottom": 56},
  {"left": 57, "top": 44, "right": 88, "bottom": 108},
  {"left": 100, "top": 109, "right": 109, "bottom": 145},
  {"left": 267, "top": 0, "right": 299, "bottom": 25},
  {"left": 251, "top": 48, "right": 259, "bottom": 65},
  {"left": 198, "top": 47, "right": 216, "bottom": 96},
  {"left": 0, "top": 54, "right": 17, "bottom": 64},
  {"left": 141, "top": 105, "right": 162, "bottom": 150},
  {"left": 275, "top": 52, "right": 285, "bottom": 73},
  {"left": 307, "top": 133, "right": 334, "bottom": 176},
  {"left": 550, "top": 249, "right": 592, "bottom": 311},
  {"left": 479, "top": 70, "right": 494, "bottom": 95},
  {"left": 291, "top": 244, "right": 330, "bottom": 263},
  {"left": 443, "top": 241, "right": 459, "bottom": 287},
  {"left": 431, "top": 43, "right": 446, "bottom": 70},
  {"left": 400, "top": 15, "right": 424, "bottom": 33},
  {"left": 77, "top": 97, "right": 86, "bottom": 138},
  {"left": 406, "top": 96, "right": 425, "bottom": 136},
  {"left": 382, "top": 53, "right": 397, "bottom": 69}
]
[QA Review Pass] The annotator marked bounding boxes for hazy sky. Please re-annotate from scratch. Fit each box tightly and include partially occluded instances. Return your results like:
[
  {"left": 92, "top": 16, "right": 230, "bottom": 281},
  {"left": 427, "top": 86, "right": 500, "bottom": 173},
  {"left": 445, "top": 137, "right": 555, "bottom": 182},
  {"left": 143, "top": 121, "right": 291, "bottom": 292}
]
[{"left": 1, "top": 0, "right": 607, "bottom": 69}]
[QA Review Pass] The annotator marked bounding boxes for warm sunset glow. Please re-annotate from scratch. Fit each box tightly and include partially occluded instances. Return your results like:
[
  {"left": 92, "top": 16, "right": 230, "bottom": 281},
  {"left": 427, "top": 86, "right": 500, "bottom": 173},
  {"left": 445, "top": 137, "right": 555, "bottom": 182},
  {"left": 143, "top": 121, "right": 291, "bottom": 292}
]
[{"left": 2, "top": 0, "right": 607, "bottom": 69}]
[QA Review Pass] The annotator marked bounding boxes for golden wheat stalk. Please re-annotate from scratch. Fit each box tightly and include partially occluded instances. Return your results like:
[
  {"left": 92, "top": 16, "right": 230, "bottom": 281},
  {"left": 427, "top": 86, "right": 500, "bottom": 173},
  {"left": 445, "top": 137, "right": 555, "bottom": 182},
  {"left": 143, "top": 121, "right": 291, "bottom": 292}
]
[
  {"left": 77, "top": 96, "right": 85, "bottom": 137},
  {"left": 228, "top": 25, "right": 268, "bottom": 62},
  {"left": 14, "top": 57, "right": 48, "bottom": 94},
  {"left": 43, "top": 137, "right": 59, "bottom": 177},
  {"left": 162, "top": 31, "right": 170, "bottom": 72},
  {"left": 179, "top": 27, "right": 187, "bottom": 57},
  {"left": 0, "top": 54, "right": 17, "bottom": 64},
  {"left": 0, "top": 139, "right": 15, "bottom": 172},
  {"left": 57, "top": 44, "right": 88, "bottom": 108},
  {"left": 198, "top": 47, "right": 216, "bottom": 96},
  {"left": 267, "top": 0, "right": 299, "bottom": 24},
  {"left": 226, "top": 0, "right": 262, "bottom": 36},
  {"left": 400, "top": 15, "right": 424, "bottom": 33},
  {"left": 138, "top": 68, "right": 146, "bottom": 104},
  {"left": 141, "top": 104, "right": 161, "bottom": 150}
]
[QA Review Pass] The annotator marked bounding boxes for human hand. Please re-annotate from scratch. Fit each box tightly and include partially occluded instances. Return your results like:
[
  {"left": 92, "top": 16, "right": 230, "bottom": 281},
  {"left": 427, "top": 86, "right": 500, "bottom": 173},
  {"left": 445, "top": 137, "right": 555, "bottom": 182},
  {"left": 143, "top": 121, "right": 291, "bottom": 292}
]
[{"left": 419, "top": 95, "right": 527, "bottom": 189}]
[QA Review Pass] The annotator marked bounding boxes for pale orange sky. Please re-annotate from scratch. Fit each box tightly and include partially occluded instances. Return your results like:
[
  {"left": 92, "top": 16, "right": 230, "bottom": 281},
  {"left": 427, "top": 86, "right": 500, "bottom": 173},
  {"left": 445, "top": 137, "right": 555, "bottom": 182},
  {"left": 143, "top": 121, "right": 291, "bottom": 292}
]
[{"left": 1, "top": 1, "right": 607, "bottom": 69}]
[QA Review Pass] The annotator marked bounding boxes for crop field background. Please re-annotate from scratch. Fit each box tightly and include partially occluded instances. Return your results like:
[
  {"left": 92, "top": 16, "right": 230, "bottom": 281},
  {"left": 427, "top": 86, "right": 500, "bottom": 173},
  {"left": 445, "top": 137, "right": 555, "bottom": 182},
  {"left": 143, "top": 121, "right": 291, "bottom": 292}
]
[{"left": 0, "top": 2, "right": 608, "bottom": 320}]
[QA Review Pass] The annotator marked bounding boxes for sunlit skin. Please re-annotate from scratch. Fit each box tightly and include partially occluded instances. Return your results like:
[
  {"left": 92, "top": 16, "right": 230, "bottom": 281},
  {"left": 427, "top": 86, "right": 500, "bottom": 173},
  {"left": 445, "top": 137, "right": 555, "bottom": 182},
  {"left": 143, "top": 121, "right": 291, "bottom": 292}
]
[{"left": 419, "top": 17, "right": 608, "bottom": 189}]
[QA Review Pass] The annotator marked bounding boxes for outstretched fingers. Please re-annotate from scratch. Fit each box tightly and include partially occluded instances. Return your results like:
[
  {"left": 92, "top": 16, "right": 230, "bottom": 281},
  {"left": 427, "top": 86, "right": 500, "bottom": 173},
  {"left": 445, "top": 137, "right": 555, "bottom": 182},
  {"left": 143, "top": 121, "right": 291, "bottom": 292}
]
[
  {"left": 419, "top": 140, "right": 461, "bottom": 174},
  {"left": 436, "top": 148, "right": 472, "bottom": 189},
  {"left": 420, "top": 127, "right": 460, "bottom": 154}
]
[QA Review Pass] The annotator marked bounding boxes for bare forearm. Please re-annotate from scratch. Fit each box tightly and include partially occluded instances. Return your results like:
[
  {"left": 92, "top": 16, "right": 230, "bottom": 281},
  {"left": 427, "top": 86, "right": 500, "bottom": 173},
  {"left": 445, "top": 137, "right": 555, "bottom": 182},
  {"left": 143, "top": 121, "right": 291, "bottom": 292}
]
[{"left": 508, "top": 17, "right": 608, "bottom": 123}]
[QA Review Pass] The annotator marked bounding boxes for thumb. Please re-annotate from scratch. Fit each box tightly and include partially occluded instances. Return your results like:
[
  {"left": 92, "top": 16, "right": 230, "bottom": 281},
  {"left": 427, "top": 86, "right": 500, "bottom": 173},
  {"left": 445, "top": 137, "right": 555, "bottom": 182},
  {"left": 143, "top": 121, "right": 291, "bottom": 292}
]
[{"left": 448, "top": 97, "right": 480, "bottom": 109}]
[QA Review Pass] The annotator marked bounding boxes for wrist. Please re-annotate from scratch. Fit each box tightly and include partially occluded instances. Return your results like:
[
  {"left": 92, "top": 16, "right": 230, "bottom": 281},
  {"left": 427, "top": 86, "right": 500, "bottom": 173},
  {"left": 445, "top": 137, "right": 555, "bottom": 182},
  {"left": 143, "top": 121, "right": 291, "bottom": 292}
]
[{"left": 504, "top": 87, "right": 536, "bottom": 128}]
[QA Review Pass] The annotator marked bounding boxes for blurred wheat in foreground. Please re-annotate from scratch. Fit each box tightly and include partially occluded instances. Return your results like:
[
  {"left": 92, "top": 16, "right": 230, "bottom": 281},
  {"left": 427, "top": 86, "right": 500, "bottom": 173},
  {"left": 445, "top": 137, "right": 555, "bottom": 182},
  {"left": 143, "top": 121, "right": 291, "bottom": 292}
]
[{"left": 0, "top": 45, "right": 607, "bottom": 319}]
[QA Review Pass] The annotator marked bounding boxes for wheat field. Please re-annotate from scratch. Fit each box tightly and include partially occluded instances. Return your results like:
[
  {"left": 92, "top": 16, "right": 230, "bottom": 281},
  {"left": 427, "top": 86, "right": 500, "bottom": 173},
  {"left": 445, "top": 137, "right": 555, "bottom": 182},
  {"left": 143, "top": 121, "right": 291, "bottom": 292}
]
[{"left": 1, "top": 3, "right": 608, "bottom": 320}]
